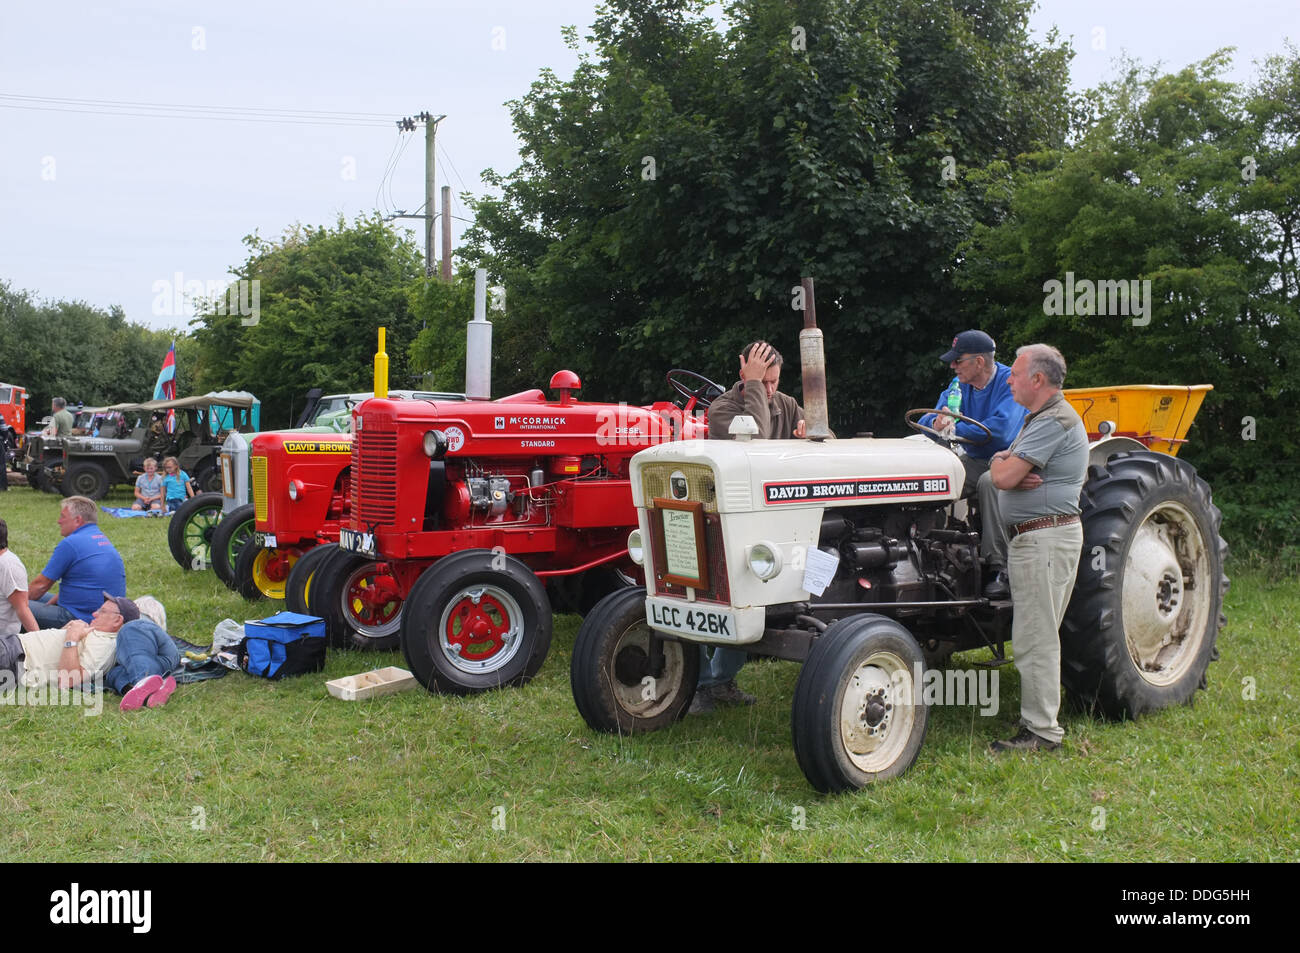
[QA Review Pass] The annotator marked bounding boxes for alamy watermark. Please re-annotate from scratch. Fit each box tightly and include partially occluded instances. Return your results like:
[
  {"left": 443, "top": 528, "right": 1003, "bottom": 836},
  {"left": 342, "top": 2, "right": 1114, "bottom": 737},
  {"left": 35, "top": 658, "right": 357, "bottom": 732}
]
[
  {"left": 1042, "top": 271, "right": 1151, "bottom": 326},
  {"left": 0, "top": 669, "right": 104, "bottom": 715},
  {"left": 892, "top": 662, "right": 999, "bottom": 715},
  {"left": 152, "top": 272, "right": 261, "bottom": 326}
]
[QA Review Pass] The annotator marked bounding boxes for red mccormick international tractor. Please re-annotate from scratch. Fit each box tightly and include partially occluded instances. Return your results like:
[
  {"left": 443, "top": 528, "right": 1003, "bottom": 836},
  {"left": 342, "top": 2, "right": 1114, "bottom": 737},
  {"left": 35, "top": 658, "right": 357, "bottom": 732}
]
[{"left": 307, "top": 369, "right": 713, "bottom": 691}]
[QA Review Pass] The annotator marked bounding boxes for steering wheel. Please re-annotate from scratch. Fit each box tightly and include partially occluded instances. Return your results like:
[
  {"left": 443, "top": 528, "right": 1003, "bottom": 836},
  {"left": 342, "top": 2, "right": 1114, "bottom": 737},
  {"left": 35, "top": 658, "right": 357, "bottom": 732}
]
[
  {"left": 667, "top": 369, "right": 725, "bottom": 413},
  {"left": 904, "top": 408, "right": 994, "bottom": 446}
]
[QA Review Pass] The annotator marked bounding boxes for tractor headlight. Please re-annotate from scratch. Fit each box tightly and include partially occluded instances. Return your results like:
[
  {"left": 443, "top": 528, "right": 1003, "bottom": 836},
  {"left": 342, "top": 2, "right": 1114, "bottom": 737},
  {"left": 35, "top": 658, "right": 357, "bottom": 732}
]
[
  {"left": 627, "top": 529, "right": 644, "bottom": 566},
  {"left": 287, "top": 479, "right": 303, "bottom": 501},
  {"left": 747, "top": 541, "right": 782, "bottom": 581},
  {"left": 423, "top": 429, "right": 448, "bottom": 460}
]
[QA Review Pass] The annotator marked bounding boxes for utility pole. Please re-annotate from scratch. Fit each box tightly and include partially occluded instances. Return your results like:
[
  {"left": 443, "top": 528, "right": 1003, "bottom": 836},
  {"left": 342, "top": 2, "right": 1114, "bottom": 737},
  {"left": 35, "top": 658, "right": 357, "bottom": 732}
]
[
  {"left": 424, "top": 115, "right": 438, "bottom": 277},
  {"left": 441, "top": 186, "right": 452, "bottom": 281},
  {"left": 389, "top": 111, "right": 445, "bottom": 278}
]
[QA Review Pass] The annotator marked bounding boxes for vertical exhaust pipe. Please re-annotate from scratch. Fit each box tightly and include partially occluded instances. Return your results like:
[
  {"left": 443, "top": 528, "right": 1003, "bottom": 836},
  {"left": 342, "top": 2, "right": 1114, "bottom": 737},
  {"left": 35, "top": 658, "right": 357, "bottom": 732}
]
[
  {"left": 465, "top": 267, "right": 493, "bottom": 400},
  {"left": 798, "top": 276, "right": 831, "bottom": 441}
]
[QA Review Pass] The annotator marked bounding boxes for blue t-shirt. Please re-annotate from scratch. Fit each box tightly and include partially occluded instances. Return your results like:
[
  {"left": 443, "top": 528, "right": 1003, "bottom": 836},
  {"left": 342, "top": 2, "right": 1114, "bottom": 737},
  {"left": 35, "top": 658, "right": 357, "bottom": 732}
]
[
  {"left": 162, "top": 471, "right": 190, "bottom": 501},
  {"left": 40, "top": 524, "right": 127, "bottom": 622},
  {"left": 920, "top": 362, "right": 1027, "bottom": 460}
]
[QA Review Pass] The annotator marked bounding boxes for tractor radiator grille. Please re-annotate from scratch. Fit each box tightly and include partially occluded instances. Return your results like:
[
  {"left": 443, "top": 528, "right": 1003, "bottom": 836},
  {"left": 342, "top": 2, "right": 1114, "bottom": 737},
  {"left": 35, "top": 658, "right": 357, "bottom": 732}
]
[
  {"left": 251, "top": 455, "right": 267, "bottom": 523},
  {"left": 354, "top": 429, "right": 398, "bottom": 525},
  {"left": 640, "top": 462, "right": 717, "bottom": 512}
]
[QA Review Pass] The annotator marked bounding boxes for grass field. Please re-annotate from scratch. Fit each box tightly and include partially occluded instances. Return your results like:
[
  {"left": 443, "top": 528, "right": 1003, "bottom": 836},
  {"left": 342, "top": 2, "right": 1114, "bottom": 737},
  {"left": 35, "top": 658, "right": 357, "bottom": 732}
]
[{"left": 1, "top": 482, "right": 1295, "bottom": 862}]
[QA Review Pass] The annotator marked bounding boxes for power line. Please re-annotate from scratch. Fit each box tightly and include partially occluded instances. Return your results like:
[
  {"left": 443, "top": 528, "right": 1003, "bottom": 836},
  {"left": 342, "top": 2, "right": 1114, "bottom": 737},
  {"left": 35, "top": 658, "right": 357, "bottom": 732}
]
[
  {"left": 375, "top": 132, "right": 405, "bottom": 214},
  {"left": 0, "top": 93, "right": 393, "bottom": 126}
]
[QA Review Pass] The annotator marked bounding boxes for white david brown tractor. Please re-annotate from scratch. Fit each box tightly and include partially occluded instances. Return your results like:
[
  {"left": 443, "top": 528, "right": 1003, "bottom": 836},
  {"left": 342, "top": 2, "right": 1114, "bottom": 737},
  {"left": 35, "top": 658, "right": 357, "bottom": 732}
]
[{"left": 570, "top": 300, "right": 1228, "bottom": 793}]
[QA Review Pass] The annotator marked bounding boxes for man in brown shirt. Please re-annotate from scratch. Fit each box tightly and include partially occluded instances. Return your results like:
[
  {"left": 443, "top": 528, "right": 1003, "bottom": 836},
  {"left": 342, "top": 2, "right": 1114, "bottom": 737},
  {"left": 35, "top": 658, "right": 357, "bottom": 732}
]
[
  {"left": 706, "top": 341, "right": 806, "bottom": 440},
  {"left": 691, "top": 341, "right": 805, "bottom": 715}
]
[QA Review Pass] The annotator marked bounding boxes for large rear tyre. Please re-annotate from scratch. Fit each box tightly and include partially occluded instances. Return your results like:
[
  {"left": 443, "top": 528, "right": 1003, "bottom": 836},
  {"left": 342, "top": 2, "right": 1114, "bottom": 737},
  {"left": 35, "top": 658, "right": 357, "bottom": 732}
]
[
  {"left": 62, "top": 461, "right": 111, "bottom": 500},
  {"left": 1061, "top": 451, "right": 1228, "bottom": 719},
  {"left": 571, "top": 587, "right": 699, "bottom": 734},
  {"left": 400, "top": 550, "right": 551, "bottom": 695},
  {"left": 234, "top": 543, "right": 300, "bottom": 601},
  {"left": 167, "top": 492, "right": 223, "bottom": 570},
  {"left": 792, "top": 614, "right": 929, "bottom": 793},
  {"left": 310, "top": 549, "right": 403, "bottom": 651},
  {"left": 210, "top": 504, "right": 256, "bottom": 589},
  {"left": 285, "top": 543, "right": 335, "bottom": 615}
]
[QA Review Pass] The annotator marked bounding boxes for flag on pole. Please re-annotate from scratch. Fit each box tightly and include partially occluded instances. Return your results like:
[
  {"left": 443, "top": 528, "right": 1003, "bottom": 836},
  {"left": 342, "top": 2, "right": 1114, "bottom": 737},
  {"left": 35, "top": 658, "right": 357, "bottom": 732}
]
[{"left": 154, "top": 342, "right": 177, "bottom": 433}]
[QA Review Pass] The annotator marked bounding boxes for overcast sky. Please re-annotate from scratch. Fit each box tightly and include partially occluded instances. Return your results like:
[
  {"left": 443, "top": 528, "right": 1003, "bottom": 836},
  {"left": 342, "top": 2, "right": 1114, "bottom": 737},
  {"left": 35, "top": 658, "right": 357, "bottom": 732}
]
[{"left": 2, "top": 0, "right": 1296, "bottom": 333}]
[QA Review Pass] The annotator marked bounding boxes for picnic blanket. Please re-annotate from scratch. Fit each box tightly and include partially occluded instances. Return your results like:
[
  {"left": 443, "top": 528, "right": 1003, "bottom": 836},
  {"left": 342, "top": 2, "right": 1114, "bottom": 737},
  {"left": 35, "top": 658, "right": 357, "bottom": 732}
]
[
  {"left": 100, "top": 506, "right": 171, "bottom": 519},
  {"left": 168, "top": 634, "right": 229, "bottom": 684}
]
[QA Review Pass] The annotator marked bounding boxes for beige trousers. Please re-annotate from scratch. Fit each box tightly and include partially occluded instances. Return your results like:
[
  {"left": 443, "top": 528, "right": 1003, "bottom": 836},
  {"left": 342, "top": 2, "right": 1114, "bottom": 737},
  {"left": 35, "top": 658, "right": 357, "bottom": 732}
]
[{"left": 1006, "top": 522, "right": 1083, "bottom": 743}]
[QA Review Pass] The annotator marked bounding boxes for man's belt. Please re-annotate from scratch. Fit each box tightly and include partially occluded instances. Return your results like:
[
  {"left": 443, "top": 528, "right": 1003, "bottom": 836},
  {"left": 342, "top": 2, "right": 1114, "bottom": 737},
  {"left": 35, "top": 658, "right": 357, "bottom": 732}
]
[{"left": 1009, "top": 513, "right": 1081, "bottom": 538}]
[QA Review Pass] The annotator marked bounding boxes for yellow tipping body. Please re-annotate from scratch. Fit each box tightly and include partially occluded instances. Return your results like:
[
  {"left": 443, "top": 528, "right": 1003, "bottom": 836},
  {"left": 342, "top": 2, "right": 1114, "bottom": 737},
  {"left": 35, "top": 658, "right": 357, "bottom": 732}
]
[
  {"left": 374, "top": 326, "right": 389, "bottom": 399},
  {"left": 1062, "top": 384, "right": 1212, "bottom": 456}
]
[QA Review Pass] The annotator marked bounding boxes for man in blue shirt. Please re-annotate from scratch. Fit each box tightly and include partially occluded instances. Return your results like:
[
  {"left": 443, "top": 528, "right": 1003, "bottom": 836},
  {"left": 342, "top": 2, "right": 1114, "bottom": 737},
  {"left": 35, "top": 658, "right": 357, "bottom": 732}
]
[
  {"left": 919, "top": 330, "right": 1026, "bottom": 598},
  {"left": 27, "top": 496, "right": 127, "bottom": 628}
]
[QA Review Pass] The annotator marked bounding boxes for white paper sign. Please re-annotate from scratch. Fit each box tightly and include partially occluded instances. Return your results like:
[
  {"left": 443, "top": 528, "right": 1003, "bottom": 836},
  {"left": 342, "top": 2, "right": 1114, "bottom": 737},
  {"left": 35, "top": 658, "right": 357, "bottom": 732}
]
[
  {"left": 801, "top": 546, "right": 840, "bottom": 596},
  {"left": 661, "top": 509, "right": 700, "bottom": 580}
]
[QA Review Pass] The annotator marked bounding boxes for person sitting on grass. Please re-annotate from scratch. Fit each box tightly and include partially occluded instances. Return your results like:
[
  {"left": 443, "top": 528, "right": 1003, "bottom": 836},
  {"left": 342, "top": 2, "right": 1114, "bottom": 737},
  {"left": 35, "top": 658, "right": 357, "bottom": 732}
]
[
  {"left": 28, "top": 496, "right": 127, "bottom": 629},
  {"left": 132, "top": 457, "right": 165, "bottom": 513},
  {"left": 0, "top": 518, "right": 40, "bottom": 636},
  {"left": 160, "top": 456, "right": 194, "bottom": 513},
  {"left": 105, "top": 595, "right": 178, "bottom": 712}
]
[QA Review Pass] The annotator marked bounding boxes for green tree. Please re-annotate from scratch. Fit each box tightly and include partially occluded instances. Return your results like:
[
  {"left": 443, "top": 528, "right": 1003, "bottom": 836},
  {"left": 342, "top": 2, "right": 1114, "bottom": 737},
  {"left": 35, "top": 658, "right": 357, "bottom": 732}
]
[
  {"left": 957, "top": 50, "right": 1300, "bottom": 552},
  {"left": 463, "top": 0, "right": 1072, "bottom": 427},
  {"left": 0, "top": 281, "right": 174, "bottom": 419},
  {"left": 189, "top": 215, "right": 428, "bottom": 428},
  {"left": 406, "top": 268, "right": 480, "bottom": 393}
]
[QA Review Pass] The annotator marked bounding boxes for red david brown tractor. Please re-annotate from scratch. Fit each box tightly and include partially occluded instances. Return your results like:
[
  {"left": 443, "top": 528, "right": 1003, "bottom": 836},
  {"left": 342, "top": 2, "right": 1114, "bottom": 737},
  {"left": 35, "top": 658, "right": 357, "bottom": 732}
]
[
  {"left": 309, "top": 367, "right": 714, "bottom": 690},
  {"left": 570, "top": 286, "right": 1228, "bottom": 793},
  {"left": 233, "top": 431, "right": 354, "bottom": 603}
]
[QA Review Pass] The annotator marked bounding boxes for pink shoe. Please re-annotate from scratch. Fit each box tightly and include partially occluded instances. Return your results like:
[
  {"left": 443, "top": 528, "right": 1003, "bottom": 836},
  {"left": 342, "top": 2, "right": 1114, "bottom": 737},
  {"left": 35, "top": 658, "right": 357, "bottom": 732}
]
[
  {"left": 120, "top": 674, "right": 163, "bottom": 712},
  {"left": 147, "top": 676, "right": 177, "bottom": 708}
]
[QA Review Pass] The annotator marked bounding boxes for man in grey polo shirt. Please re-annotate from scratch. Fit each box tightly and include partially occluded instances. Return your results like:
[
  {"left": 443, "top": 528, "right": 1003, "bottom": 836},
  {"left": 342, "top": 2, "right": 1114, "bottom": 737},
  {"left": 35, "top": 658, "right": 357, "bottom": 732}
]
[{"left": 984, "top": 344, "right": 1088, "bottom": 752}]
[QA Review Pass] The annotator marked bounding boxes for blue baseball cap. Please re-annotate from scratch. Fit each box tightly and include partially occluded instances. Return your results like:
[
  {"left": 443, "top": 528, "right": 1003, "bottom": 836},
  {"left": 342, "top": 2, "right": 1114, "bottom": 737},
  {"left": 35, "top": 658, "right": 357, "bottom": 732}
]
[{"left": 940, "top": 330, "right": 996, "bottom": 363}]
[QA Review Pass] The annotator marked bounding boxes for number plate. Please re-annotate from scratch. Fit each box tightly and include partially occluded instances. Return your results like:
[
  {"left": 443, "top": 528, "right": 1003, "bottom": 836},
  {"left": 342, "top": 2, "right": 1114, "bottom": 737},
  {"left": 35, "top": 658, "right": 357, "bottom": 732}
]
[
  {"left": 644, "top": 596, "right": 737, "bottom": 642},
  {"left": 338, "top": 528, "right": 375, "bottom": 555},
  {"left": 255, "top": 533, "right": 277, "bottom": 549}
]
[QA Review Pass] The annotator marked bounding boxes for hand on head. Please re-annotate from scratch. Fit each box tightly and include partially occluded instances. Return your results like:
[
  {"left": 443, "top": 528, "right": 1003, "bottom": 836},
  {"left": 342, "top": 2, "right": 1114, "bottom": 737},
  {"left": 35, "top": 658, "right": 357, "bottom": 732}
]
[{"left": 740, "top": 342, "right": 775, "bottom": 383}]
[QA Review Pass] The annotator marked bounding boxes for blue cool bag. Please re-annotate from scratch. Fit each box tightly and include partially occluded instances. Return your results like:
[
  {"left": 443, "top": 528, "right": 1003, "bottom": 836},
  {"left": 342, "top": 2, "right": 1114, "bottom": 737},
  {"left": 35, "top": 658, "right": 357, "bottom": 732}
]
[{"left": 241, "top": 612, "right": 327, "bottom": 679}]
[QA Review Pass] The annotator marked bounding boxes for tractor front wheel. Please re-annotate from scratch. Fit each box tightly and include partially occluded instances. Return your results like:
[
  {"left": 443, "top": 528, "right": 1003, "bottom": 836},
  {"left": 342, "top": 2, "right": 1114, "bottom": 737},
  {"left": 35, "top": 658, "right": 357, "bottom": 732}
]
[
  {"left": 571, "top": 587, "right": 699, "bottom": 734},
  {"left": 168, "top": 492, "right": 224, "bottom": 570},
  {"left": 234, "top": 542, "right": 300, "bottom": 601},
  {"left": 1062, "top": 451, "right": 1228, "bottom": 718},
  {"left": 311, "top": 549, "right": 404, "bottom": 650},
  {"left": 400, "top": 550, "right": 551, "bottom": 695},
  {"left": 285, "top": 543, "right": 335, "bottom": 615},
  {"left": 791, "top": 614, "right": 929, "bottom": 792},
  {"left": 210, "top": 504, "right": 256, "bottom": 589}
]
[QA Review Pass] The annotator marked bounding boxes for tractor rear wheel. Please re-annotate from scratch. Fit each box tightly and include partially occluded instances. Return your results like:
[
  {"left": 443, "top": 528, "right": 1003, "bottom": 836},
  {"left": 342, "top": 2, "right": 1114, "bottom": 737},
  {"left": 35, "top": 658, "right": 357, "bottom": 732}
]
[
  {"left": 792, "top": 614, "right": 929, "bottom": 792},
  {"left": 210, "top": 504, "right": 256, "bottom": 589},
  {"left": 168, "top": 492, "right": 223, "bottom": 570},
  {"left": 571, "top": 587, "right": 699, "bottom": 734},
  {"left": 400, "top": 550, "right": 551, "bottom": 695},
  {"left": 285, "top": 543, "right": 335, "bottom": 615},
  {"left": 62, "top": 461, "right": 111, "bottom": 500},
  {"left": 234, "top": 543, "right": 300, "bottom": 601},
  {"left": 1061, "top": 451, "right": 1228, "bottom": 719},
  {"left": 311, "top": 549, "right": 403, "bottom": 650}
]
